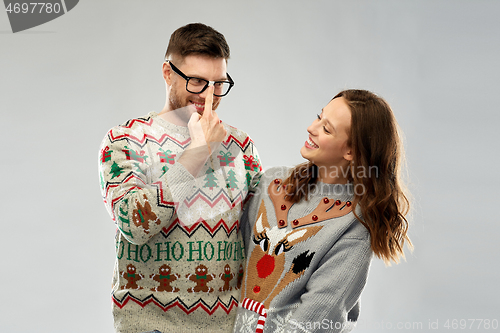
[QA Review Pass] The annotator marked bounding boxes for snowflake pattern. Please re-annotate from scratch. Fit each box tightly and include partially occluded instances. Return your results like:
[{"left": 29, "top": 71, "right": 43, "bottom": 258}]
[
  {"left": 207, "top": 210, "right": 216, "bottom": 220},
  {"left": 196, "top": 204, "right": 205, "bottom": 216},
  {"left": 271, "top": 311, "right": 296, "bottom": 333},
  {"left": 184, "top": 210, "right": 193, "bottom": 223},
  {"left": 219, "top": 205, "right": 228, "bottom": 216},
  {"left": 227, "top": 210, "right": 235, "bottom": 222},
  {"left": 178, "top": 209, "right": 195, "bottom": 226},
  {"left": 236, "top": 311, "right": 258, "bottom": 333}
]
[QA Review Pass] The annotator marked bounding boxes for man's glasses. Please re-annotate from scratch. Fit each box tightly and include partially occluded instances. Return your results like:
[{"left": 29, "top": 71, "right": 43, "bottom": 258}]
[{"left": 167, "top": 61, "right": 234, "bottom": 97}]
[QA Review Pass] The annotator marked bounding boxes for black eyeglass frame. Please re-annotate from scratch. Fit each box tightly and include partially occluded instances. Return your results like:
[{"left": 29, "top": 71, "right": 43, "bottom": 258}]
[{"left": 166, "top": 60, "right": 234, "bottom": 97}]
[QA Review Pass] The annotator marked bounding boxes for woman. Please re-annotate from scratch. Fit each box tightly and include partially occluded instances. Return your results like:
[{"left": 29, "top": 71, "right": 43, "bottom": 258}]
[{"left": 233, "top": 89, "right": 412, "bottom": 333}]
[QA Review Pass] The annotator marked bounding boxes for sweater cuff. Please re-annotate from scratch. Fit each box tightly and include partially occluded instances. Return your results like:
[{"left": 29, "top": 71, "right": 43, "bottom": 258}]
[{"left": 162, "top": 162, "right": 196, "bottom": 206}]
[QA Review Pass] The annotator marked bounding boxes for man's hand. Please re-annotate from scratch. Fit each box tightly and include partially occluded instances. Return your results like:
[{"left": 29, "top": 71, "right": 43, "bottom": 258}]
[
  {"left": 178, "top": 86, "right": 227, "bottom": 176},
  {"left": 187, "top": 86, "right": 227, "bottom": 152}
]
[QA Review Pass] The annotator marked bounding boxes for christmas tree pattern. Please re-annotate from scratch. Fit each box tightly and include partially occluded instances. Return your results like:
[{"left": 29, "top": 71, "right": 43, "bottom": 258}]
[
  {"left": 226, "top": 169, "right": 238, "bottom": 191},
  {"left": 243, "top": 172, "right": 252, "bottom": 191},
  {"left": 110, "top": 161, "right": 125, "bottom": 179},
  {"left": 100, "top": 146, "right": 112, "bottom": 164},
  {"left": 203, "top": 168, "right": 219, "bottom": 190}
]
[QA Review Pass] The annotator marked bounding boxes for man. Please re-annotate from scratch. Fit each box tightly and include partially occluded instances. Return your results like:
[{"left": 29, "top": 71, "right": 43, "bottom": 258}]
[{"left": 98, "top": 23, "right": 261, "bottom": 333}]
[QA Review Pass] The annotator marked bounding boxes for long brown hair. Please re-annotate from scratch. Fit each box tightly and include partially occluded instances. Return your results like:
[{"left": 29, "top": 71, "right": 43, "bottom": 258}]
[{"left": 283, "top": 89, "right": 412, "bottom": 264}]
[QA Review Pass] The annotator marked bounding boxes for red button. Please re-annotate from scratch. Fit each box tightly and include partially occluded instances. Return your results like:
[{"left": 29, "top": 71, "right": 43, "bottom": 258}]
[
  {"left": 312, "top": 215, "right": 318, "bottom": 221},
  {"left": 346, "top": 201, "right": 352, "bottom": 207},
  {"left": 292, "top": 219, "right": 299, "bottom": 226},
  {"left": 279, "top": 220, "right": 285, "bottom": 226},
  {"left": 274, "top": 179, "right": 281, "bottom": 184},
  {"left": 253, "top": 285, "right": 261, "bottom": 293},
  {"left": 323, "top": 198, "right": 329, "bottom": 204},
  {"left": 335, "top": 200, "right": 341, "bottom": 205},
  {"left": 281, "top": 204, "right": 286, "bottom": 210}
]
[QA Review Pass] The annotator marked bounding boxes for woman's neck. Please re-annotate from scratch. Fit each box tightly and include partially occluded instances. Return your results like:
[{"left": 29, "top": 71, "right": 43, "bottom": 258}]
[{"left": 316, "top": 163, "right": 350, "bottom": 184}]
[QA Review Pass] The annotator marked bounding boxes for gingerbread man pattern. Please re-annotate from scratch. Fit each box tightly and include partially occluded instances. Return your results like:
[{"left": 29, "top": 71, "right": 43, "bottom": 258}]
[
  {"left": 150, "top": 264, "right": 180, "bottom": 292},
  {"left": 219, "top": 264, "right": 235, "bottom": 292},
  {"left": 186, "top": 265, "right": 215, "bottom": 293},
  {"left": 236, "top": 264, "right": 244, "bottom": 290},
  {"left": 132, "top": 194, "right": 160, "bottom": 234},
  {"left": 120, "top": 264, "right": 144, "bottom": 290}
]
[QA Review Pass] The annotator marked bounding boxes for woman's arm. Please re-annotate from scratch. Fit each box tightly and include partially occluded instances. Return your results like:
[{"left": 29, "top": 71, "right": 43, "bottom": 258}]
[{"left": 285, "top": 226, "right": 373, "bottom": 333}]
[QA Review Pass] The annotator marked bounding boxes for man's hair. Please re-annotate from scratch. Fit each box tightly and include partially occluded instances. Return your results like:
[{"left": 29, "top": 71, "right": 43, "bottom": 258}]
[{"left": 165, "top": 23, "right": 230, "bottom": 61}]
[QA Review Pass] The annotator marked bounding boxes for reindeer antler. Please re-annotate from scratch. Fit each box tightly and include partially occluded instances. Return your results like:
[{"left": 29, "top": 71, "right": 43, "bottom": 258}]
[
  {"left": 267, "top": 179, "right": 292, "bottom": 228},
  {"left": 268, "top": 179, "right": 353, "bottom": 229}
]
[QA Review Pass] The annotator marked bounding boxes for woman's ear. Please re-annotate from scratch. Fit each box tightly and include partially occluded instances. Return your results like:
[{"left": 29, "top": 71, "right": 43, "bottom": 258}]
[{"left": 343, "top": 147, "right": 353, "bottom": 161}]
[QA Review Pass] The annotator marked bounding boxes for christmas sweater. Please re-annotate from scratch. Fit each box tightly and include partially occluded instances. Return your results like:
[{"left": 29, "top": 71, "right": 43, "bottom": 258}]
[
  {"left": 98, "top": 112, "right": 262, "bottom": 333},
  {"left": 233, "top": 167, "right": 373, "bottom": 333}
]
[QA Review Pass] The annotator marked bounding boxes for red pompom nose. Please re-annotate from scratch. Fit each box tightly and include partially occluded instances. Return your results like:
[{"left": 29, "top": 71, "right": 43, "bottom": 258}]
[{"left": 256, "top": 254, "right": 275, "bottom": 278}]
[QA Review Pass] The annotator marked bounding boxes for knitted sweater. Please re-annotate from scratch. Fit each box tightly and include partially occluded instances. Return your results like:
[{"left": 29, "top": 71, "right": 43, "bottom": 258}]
[
  {"left": 98, "top": 111, "right": 261, "bottom": 333},
  {"left": 233, "top": 167, "right": 373, "bottom": 333}
]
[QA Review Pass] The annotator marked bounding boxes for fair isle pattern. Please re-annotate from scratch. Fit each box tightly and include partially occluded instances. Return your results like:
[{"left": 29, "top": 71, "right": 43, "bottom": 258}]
[
  {"left": 106, "top": 115, "right": 255, "bottom": 151},
  {"left": 104, "top": 174, "right": 253, "bottom": 215},
  {"left": 161, "top": 218, "right": 240, "bottom": 238},
  {"left": 120, "top": 116, "right": 154, "bottom": 128},
  {"left": 242, "top": 298, "right": 267, "bottom": 333},
  {"left": 182, "top": 188, "right": 247, "bottom": 210},
  {"left": 112, "top": 293, "right": 238, "bottom": 315},
  {"left": 108, "top": 116, "right": 191, "bottom": 149},
  {"left": 104, "top": 173, "right": 180, "bottom": 212},
  {"left": 99, "top": 112, "right": 262, "bottom": 332},
  {"left": 103, "top": 174, "right": 181, "bottom": 212}
]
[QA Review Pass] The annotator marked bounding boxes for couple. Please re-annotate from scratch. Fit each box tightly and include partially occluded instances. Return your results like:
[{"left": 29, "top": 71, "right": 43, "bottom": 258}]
[{"left": 98, "top": 23, "right": 411, "bottom": 333}]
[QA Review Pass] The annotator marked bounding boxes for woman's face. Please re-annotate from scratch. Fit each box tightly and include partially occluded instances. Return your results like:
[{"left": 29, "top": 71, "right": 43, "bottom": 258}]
[{"left": 300, "top": 97, "right": 352, "bottom": 179}]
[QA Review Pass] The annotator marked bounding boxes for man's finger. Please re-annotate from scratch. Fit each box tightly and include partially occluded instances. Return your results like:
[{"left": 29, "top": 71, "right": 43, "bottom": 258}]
[
  {"left": 203, "top": 85, "right": 214, "bottom": 119},
  {"left": 188, "top": 111, "right": 201, "bottom": 124}
]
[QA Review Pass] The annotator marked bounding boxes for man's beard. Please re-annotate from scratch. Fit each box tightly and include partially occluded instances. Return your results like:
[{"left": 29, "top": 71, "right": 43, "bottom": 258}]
[
  {"left": 168, "top": 86, "right": 186, "bottom": 112},
  {"left": 169, "top": 86, "right": 220, "bottom": 116}
]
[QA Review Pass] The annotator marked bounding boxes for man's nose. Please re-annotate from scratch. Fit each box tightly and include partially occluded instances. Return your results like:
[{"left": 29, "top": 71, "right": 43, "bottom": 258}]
[{"left": 198, "top": 83, "right": 214, "bottom": 99}]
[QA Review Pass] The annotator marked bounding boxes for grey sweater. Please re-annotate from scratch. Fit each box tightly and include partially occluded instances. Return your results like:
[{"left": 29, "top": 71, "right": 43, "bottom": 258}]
[{"left": 233, "top": 167, "right": 373, "bottom": 333}]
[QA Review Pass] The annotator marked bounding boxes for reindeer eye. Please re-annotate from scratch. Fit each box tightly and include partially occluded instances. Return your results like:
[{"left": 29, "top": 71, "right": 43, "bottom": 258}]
[
  {"left": 261, "top": 238, "right": 269, "bottom": 252},
  {"left": 275, "top": 240, "right": 291, "bottom": 256},
  {"left": 275, "top": 243, "right": 285, "bottom": 256},
  {"left": 253, "top": 234, "right": 269, "bottom": 252},
  {"left": 253, "top": 235, "right": 269, "bottom": 252}
]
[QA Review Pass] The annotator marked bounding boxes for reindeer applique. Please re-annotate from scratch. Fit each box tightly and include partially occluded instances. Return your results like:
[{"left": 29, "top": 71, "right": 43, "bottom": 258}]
[
  {"left": 240, "top": 178, "right": 353, "bottom": 333},
  {"left": 242, "top": 200, "right": 323, "bottom": 309}
]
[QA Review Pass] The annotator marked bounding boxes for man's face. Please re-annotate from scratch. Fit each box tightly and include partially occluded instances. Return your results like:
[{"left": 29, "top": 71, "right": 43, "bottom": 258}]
[{"left": 165, "top": 54, "right": 227, "bottom": 115}]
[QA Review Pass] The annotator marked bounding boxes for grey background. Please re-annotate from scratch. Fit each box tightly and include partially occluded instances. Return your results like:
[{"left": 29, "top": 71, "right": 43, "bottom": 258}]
[{"left": 1, "top": 1, "right": 499, "bottom": 332}]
